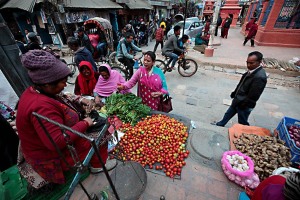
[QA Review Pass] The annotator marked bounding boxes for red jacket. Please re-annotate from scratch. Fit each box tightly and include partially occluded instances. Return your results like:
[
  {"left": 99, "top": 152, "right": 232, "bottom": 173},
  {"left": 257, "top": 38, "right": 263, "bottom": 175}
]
[
  {"left": 247, "top": 23, "right": 258, "bottom": 39},
  {"left": 246, "top": 19, "right": 255, "bottom": 31},
  {"left": 17, "top": 87, "right": 88, "bottom": 162},
  {"left": 155, "top": 28, "right": 164, "bottom": 41}
]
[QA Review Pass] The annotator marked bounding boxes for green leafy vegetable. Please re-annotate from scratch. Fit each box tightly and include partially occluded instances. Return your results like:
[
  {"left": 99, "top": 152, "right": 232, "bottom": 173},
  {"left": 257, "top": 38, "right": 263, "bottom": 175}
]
[{"left": 105, "top": 93, "right": 151, "bottom": 125}]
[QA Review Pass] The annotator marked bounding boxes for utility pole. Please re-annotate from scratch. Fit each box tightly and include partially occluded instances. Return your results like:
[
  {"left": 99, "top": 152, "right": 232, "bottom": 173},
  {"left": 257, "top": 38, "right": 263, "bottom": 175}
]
[
  {"left": 204, "top": 0, "right": 222, "bottom": 57},
  {"left": 0, "top": 14, "right": 32, "bottom": 97},
  {"left": 182, "top": 0, "right": 189, "bottom": 37}
]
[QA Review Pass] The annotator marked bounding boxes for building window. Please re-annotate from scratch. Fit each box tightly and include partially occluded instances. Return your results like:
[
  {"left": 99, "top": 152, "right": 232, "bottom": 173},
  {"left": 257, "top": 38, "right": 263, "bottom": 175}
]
[
  {"left": 261, "top": 0, "right": 274, "bottom": 26},
  {"left": 274, "top": 0, "right": 300, "bottom": 29}
]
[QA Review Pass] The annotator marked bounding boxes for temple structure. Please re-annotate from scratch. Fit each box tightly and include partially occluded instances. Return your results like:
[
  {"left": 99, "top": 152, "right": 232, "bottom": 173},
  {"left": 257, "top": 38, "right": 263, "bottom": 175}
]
[
  {"left": 220, "top": 0, "right": 242, "bottom": 27},
  {"left": 242, "top": 0, "right": 300, "bottom": 47}
]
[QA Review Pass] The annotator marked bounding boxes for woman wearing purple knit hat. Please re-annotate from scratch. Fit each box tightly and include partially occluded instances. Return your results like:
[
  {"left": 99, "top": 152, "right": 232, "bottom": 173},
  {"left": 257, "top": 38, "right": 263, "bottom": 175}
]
[{"left": 16, "top": 50, "right": 115, "bottom": 189}]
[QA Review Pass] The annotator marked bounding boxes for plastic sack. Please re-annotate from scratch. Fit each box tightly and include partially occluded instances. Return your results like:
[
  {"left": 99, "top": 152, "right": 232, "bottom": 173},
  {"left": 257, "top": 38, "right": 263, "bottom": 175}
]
[
  {"left": 221, "top": 150, "right": 260, "bottom": 189},
  {"left": 272, "top": 167, "right": 300, "bottom": 175}
]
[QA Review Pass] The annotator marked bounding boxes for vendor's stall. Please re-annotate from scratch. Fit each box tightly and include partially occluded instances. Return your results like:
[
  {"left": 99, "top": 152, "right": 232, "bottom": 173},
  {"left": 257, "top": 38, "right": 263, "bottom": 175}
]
[
  {"left": 98, "top": 93, "right": 191, "bottom": 180},
  {"left": 221, "top": 117, "right": 300, "bottom": 200}
]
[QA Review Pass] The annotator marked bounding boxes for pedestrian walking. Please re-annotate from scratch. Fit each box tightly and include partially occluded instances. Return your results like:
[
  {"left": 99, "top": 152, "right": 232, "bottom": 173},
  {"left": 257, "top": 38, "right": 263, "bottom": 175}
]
[
  {"left": 244, "top": 18, "right": 255, "bottom": 36},
  {"left": 153, "top": 25, "right": 165, "bottom": 53},
  {"left": 243, "top": 19, "right": 258, "bottom": 47},
  {"left": 211, "top": 51, "right": 267, "bottom": 126},
  {"left": 204, "top": 19, "right": 211, "bottom": 34},
  {"left": 221, "top": 14, "right": 233, "bottom": 39},
  {"left": 215, "top": 14, "right": 222, "bottom": 36},
  {"left": 160, "top": 18, "right": 167, "bottom": 40}
]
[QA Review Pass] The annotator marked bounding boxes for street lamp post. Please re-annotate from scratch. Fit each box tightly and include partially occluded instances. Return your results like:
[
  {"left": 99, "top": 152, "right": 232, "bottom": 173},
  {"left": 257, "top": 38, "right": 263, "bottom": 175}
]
[
  {"left": 182, "top": 0, "right": 189, "bottom": 37},
  {"left": 204, "top": 0, "right": 222, "bottom": 57}
]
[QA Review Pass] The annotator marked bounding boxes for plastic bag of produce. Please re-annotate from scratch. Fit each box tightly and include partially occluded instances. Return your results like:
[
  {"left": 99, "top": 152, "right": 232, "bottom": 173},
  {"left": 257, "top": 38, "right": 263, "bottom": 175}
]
[{"left": 221, "top": 150, "right": 260, "bottom": 189}]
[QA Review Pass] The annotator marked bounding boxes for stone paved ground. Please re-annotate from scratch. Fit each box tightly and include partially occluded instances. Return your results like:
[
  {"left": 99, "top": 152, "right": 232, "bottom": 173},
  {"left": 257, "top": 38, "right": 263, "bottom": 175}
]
[
  {"left": 68, "top": 68, "right": 300, "bottom": 200},
  {"left": 64, "top": 27, "right": 300, "bottom": 200}
]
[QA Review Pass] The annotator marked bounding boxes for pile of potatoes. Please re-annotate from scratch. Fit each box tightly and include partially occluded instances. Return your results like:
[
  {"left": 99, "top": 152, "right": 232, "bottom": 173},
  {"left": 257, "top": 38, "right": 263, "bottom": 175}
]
[{"left": 233, "top": 133, "right": 292, "bottom": 180}]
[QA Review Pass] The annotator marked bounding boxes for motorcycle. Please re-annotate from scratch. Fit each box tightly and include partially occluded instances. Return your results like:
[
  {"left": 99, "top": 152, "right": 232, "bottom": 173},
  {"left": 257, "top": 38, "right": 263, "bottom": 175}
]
[
  {"left": 42, "top": 45, "right": 66, "bottom": 64},
  {"left": 136, "top": 26, "right": 148, "bottom": 47}
]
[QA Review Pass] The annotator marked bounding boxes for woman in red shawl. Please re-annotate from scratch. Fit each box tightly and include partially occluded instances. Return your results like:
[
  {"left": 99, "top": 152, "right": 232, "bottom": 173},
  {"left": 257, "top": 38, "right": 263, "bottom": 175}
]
[
  {"left": 74, "top": 61, "right": 99, "bottom": 96},
  {"left": 245, "top": 18, "right": 255, "bottom": 36},
  {"left": 221, "top": 14, "right": 232, "bottom": 39},
  {"left": 243, "top": 19, "right": 258, "bottom": 47}
]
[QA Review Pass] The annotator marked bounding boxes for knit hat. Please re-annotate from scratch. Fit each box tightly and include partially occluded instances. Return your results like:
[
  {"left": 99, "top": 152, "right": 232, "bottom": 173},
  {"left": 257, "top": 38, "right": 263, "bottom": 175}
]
[{"left": 21, "top": 50, "right": 71, "bottom": 84}]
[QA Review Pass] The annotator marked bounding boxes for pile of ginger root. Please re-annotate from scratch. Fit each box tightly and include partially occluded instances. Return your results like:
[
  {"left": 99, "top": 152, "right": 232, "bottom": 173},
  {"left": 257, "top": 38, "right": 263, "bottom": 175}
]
[{"left": 233, "top": 133, "right": 291, "bottom": 180}]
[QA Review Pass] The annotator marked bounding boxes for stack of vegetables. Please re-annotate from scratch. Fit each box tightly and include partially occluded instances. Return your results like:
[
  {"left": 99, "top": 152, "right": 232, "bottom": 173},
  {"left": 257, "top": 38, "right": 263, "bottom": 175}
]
[
  {"left": 221, "top": 151, "right": 260, "bottom": 189},
  {"left": 104, "top": 93, "right": 151, "bottom": 125},
  {"left": 288, "top": 125, "right": 300, "bottom": 148},
  {"left": 112, "top": 114, "right": 189, "bottom": 178},
  {"left": 233, "top": 134, "right": 291, "bottom": 180}
]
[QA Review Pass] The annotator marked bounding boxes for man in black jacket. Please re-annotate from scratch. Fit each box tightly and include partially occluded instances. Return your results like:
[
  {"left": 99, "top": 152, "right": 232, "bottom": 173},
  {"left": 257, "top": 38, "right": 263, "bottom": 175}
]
[
  {"left": 213, "top": 51, "right": 267, "bottom": 126},
  {"left": 67, "top": 37, "right": 97, "bottom": 72},
  {"left": 76, "top": 27, "right": 94, "bottom": 54}
]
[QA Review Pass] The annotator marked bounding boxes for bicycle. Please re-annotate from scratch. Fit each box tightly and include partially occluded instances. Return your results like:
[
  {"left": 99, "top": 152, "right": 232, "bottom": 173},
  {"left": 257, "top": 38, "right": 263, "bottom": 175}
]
[
  {"left": 155, "top": 53, "right": 198, "bottom": 77},
  {"left": 66, "top": 51, "right": 77, "bottom": 84},
  {"left": 110, "top": 53, "right": 144, "bottom": 81}
]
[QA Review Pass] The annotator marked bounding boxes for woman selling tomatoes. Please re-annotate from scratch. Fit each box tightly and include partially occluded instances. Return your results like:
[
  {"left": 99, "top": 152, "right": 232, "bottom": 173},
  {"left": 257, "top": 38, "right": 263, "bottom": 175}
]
[
  {"left": 17, "top": 50, "right": 115, "bottom": 186},
  {"left": 118, "top": 51, "right": 168, "bottom": 110}
]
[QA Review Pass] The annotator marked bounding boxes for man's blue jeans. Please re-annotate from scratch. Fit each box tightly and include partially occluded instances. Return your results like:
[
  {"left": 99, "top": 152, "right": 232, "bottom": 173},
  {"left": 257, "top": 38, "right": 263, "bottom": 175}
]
[
  {"left": 217, "top": 105, "right": 253, "bottom": 126},
  {"left": 96, "top": 42, "right": 107, "bottom": 56},
  {"left": 164, "top": 52, "right": 178, "bottom": 67}
]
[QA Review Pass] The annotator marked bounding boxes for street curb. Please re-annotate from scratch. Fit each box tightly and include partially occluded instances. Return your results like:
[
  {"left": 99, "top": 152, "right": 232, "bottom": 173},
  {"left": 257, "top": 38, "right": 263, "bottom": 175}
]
[{"left": 196, "top": 61, "right": 300, "bottom": 84}]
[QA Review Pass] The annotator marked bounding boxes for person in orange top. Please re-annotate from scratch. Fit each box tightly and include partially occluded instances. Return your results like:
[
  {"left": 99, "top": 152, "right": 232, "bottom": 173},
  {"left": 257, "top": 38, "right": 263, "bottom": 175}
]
[{"left": 74, "top": 61, "right": 100, "bottom": 96}]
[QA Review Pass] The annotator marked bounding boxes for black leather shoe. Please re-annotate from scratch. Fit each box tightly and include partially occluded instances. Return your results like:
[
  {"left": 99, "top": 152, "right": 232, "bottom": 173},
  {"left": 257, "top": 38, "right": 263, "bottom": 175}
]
[{"left": 210, "top": 121, "right": 224, "bottom": 127}]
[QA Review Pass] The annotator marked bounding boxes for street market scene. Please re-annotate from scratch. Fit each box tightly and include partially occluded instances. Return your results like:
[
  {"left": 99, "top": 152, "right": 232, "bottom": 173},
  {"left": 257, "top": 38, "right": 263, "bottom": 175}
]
[{"left": 0, "top": 0, "right": 300, "bottom": 200}]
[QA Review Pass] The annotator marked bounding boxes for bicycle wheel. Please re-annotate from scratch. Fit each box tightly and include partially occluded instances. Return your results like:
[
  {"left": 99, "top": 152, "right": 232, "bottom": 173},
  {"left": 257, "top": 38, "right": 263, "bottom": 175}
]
[
  {"left": 111, "top": 66, "right": 129, "bottom": 81},
  {"left": 67, "top": 63, "right": 77, "bottom": 84},
  {"left": 155, "top": 59, "right": 167, "bottom": 74},
  {"left": 177, "top": 58, "right": 198, "bottom": 77},
  {"left": 108, "top": 51, "right": 119, "bottom": 65}
]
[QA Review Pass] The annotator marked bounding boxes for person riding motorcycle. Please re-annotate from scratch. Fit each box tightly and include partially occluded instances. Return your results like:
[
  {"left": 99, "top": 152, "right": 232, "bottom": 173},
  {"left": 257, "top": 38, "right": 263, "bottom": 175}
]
[
  {"left": 117, "top": 32, "right": 142, "bottom": 78},
  {"left": 137, "top": 20, "right": 148, "bottom": 46},
  {"left": 26, "top": 32, "right": 42, "bottom": 51},
  {"left": 123, "top": 24, "right": 136, "bottom": 37}
]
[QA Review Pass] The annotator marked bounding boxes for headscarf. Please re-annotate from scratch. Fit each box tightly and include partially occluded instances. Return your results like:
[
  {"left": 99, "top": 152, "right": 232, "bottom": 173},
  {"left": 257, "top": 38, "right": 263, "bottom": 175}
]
[
  {"left": 139, "top": 66, "right": 168, "bottom": 93},
  {"left": 94, "top": 64, "right": 129, "bottom": 97},
  {"left": 77, "top": 61, "right": 97, "bottom": 95}
]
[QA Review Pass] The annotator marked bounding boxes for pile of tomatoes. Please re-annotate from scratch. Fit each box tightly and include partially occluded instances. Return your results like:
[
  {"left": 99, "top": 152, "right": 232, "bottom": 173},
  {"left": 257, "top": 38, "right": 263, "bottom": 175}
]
[{"left": 112, "top": 114, "right": 189, "bottom": 178}]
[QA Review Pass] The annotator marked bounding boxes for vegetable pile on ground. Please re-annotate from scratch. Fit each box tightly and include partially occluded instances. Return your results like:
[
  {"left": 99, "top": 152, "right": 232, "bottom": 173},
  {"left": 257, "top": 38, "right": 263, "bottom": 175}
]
[
  {"left": 288, "top": 125, "right": 300, "bottom": 148},
  {"left": 112, "top": 114, "right": 189, "bottom": 178},
  {"left": 105, "top": 93, "right": 151, "bottom": 125},
  {"left": 233, "top": 133, "right": 291, "bottom": 180},
  {"left": 226, "top": 154, "right": 249, "bottom": 172}
]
